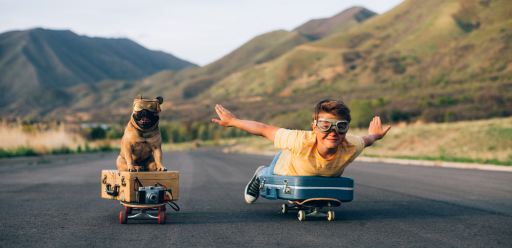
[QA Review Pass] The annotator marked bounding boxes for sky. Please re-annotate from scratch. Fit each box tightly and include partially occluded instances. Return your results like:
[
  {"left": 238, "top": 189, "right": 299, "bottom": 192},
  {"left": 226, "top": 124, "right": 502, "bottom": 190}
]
[{"left": 0, "top": 0, "right": 404, "bottom": 66}]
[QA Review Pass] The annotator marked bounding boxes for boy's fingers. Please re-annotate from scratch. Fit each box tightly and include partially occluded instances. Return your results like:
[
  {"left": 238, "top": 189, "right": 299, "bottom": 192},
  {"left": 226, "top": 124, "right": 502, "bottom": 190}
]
[
  {"left": 216, "top": 105, "right": 224, "bottom": 114},
  {"left": 214, "top": 107, "right": 222, "bottom": 116}
]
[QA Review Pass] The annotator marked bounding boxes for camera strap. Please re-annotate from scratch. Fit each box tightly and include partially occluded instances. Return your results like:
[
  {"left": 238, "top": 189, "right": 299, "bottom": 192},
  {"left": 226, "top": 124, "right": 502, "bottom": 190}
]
[
  {"left": 155, "top": 182, "right": 180, "bottom": 211},
  {"left": 134, "top": 177, "right": 144, "bottom": 191},
  {"left": 167, "top": 201, "right": 180, "bottom": 212}
]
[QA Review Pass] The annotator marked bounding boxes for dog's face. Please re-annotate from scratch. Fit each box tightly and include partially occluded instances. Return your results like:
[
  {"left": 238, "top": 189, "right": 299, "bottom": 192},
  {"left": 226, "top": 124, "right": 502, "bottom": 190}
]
[{"left": 132, "top": 94, "right": 164, "bottom": 129}]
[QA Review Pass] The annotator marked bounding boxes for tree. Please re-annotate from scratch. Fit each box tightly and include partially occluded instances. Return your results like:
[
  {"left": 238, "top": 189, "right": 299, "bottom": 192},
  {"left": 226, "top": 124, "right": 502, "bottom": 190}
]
[{"left": 349, "top": 100, "right": 373, "bottom": 128}]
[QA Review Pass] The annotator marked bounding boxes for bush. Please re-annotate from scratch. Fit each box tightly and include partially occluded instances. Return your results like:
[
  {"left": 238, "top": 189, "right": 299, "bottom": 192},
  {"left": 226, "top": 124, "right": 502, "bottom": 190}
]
[
  {"left": 349, "top": 100, "right": 374, "bottom": 127},
  {"left": 106, "top": 128, "right": 124, "bottom": 139},
  {"left": 89, "top": 127, "right": 106, "bottom": 140},
  {"left": 436, "top": 95, "right": 458, "bottom": 106},
  {"left": 388, "top": 109, "right": 410, "bottom": 122}
]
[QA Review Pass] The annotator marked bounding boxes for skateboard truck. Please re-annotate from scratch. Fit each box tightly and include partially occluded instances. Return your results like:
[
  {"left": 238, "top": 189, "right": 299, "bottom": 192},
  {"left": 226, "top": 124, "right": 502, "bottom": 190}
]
[
  {"left": 281, "top": 198, "right": 340, "bottom": 221},
  {"left": 127, "top": 208, "right": 159, "bottom": 220},
  {"left": 120, "top": 202, "right": 167, "bottom": 224}
]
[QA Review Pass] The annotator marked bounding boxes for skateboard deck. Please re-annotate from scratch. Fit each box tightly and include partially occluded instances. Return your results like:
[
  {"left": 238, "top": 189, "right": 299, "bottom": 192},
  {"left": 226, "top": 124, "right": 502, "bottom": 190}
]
[
  {"left": 293, "top": 198, "right": 342, "bottom": 207},
  {"left": 282, "top": 198, "right": 341, "bottom": 221}
]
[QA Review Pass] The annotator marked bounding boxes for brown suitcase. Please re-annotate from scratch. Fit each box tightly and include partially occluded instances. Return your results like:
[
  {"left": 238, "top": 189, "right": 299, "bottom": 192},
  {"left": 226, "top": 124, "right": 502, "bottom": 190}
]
[{"left": 101, "top": 170, "right": 179, "bottom": 202}]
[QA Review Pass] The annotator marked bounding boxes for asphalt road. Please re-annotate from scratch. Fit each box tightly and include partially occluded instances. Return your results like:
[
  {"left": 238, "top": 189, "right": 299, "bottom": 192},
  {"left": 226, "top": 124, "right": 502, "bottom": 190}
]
[{"left": 0, "top": 150, "right": 511, "bottom": 247}]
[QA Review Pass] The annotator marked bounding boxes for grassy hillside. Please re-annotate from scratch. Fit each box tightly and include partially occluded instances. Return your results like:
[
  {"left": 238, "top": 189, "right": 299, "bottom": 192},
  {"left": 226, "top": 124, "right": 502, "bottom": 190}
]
[
  {"left": 4, "top": 1, "right": 511, "bottom": 127},
  {"left": 204, "top": 0, "right": 512, "bottom": 124},
  {"left": 1, "top": 6, "right": 380, "bottom": 121},
  {"left": 295, "top": 6, "right": 376, "bottom": 40}
]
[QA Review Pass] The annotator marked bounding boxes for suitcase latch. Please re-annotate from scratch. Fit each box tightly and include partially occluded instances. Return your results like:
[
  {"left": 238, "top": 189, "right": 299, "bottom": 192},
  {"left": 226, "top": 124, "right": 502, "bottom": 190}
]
[
  {"left": 259, "top": 178, "right": 265, "bottom": 191},
  {"left": 101, "top": 175, "right": 107, "bottom": 184},
  {"left": 283, "top": 179, "right": 291, "bottom": 194},
  {"left": 121, "top": 176, "right": 126, "bottom": 187}
]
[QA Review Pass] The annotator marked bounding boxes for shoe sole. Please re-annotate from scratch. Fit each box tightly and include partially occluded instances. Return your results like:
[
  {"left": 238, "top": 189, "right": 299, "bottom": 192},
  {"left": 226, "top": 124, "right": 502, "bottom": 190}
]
[{"left": 244, "top": 166, "right": 266, "bottom": 204}]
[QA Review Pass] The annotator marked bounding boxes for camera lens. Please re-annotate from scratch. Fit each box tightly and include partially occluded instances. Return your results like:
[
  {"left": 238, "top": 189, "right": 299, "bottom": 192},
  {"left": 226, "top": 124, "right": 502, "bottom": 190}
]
[{"left": 148, "top": 193, "right": 157, "bottom": 202}]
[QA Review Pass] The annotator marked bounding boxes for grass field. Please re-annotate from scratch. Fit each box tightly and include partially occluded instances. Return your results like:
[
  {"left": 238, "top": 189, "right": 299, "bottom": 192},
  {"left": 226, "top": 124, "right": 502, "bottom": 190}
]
[
  {"left": 220, "top": 117, "right": 512, "bottom": 166},
  {"left": 2, "top": 117, "right": 510, "bottom": 167},
  {"left": 0, "top": 121, "right": 117, "bottom": 158}
]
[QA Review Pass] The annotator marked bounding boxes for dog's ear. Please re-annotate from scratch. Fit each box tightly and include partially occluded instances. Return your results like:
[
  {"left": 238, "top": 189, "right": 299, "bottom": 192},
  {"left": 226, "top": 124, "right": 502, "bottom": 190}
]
[
  {"left": 156, "top": 96, "right": 163, "bottom": 104},
  {"left": 136, "top": 94, "right": 142, "bottom": 100}
]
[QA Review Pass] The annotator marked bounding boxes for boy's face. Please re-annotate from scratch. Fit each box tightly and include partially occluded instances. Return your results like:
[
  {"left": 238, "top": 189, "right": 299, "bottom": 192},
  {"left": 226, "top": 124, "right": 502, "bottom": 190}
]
[{"left": 312, "top": 112, "right": 347, "bottom": 149}]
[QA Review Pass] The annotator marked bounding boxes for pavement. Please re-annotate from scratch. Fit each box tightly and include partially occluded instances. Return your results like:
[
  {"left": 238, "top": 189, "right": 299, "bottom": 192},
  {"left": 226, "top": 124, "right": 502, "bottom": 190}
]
[{"left": 0, "top": 150, "right": 511, "bottom": 247}]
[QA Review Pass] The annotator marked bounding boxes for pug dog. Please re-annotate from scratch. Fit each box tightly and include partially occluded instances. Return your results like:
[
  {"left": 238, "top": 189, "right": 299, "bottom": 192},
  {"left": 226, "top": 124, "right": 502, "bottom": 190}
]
[{"left": 116, "top": 94, "right": 167, "bottom": 172}]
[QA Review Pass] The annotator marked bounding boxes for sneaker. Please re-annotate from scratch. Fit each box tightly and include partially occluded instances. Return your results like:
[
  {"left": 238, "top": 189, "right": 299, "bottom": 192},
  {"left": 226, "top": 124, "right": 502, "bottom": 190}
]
[{"left": 244, "top": 165, "right": 266, "bottom": 204}]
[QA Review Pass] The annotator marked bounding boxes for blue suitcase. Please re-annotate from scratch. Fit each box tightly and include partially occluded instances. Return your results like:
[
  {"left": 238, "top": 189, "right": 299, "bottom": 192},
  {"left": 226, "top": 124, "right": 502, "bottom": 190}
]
[
  {"left": 259, "top": 174, "right": 354, "bottom": 201},
  {"left": 258, "top": 174, "right": 354, "bottom": 221}
]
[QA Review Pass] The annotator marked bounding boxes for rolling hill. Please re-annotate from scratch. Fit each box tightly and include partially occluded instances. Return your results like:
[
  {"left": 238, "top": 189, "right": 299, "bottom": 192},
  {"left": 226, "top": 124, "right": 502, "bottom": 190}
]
[
  {"left": 0, "top": 28, "right": 196, "bottom": 109},
  {"left": 12, "top": 6, "right": 376, "bottom": 121},
  {"left": 203, "top": 0, "right": 512, "bottom": 126},
  {"left": 295, "top": 6, "right": 376, "bottom": 40},
  {"left": 4, "top": 1, "right": 511, "bottom": 127}
]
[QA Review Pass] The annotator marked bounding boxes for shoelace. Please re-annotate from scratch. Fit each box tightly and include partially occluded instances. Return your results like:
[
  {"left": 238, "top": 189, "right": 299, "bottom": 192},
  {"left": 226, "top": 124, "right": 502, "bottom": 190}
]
[{"left": 247, "top": 178, "right": 260, "bottom": 196}]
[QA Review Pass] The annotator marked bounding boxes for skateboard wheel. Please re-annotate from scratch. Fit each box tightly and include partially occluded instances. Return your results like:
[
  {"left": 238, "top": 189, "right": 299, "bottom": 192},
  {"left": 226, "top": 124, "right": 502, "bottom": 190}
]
[
  {"left": 159, "top": 205, "right": 166, "bottom": 212},
  {"left": 125, "top": 206, "right": 132, "bottom": 215},
  {"left": 158, "top": 210, "right": 166, "bottom": 224},
  {"left": 282, "top": 204, "right": 288, "bottom": 214},
  {"left": 298, "top": 210, "right": 306, "bottom": 221},
  {"left": 120, "top": 211, "right": 127, "bottom": 224},
  {"left": 327, "top": 211, "right": 335, "bottom": 221}
]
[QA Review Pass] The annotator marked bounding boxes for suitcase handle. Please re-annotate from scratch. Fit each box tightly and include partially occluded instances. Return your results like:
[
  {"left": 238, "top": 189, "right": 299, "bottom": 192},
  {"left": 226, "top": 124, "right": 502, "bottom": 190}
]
[{"left": 105, "top": 184, "right": 120, "bottom": 196}]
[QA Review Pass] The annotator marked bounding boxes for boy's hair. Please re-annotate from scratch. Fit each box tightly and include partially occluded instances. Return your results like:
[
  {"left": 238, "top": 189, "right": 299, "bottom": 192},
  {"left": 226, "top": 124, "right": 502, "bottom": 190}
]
[{"left": 312, "top": 99, "right": 351, "bottom": 123}]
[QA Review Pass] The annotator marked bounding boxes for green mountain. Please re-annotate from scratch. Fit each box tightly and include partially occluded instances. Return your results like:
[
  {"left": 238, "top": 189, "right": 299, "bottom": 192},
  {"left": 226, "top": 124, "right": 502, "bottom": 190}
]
[
  {"left": 6, "top": 1, "right": 511, "bottom": 127},
  {"left": 295, "top": 6, "right": 376, "bottom": 40},
  {"left": 203, "top": 0, "right": 512, "bottom": 126},
  {"left": 20, "top": 6, "right": 376, "bottom": 121},
  {"left": 0, "top": 28, "right": 196, "bottom": 108}
]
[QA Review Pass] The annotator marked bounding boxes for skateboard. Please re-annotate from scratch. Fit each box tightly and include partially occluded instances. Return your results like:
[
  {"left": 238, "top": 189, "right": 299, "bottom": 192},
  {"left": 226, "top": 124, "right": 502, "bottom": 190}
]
[
  {"left": 281, "top": 198, "right": 341, "bottom": 221},
  {"left": 119, "top": 202, "right": 168, "bottom": 224}
]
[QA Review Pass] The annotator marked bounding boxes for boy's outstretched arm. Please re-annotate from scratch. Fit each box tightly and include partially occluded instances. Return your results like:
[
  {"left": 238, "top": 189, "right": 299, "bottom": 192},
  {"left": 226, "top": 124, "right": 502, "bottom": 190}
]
[
  {"left": 212, "top": 104, "right": 280, "bottom": 142},
  {"left": 361, "top": 116, "right": 391, "bottom": 148}
]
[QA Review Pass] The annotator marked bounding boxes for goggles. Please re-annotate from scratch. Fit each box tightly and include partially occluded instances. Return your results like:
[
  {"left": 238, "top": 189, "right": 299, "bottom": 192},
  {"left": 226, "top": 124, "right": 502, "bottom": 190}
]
[
  {"left": 133, "top": 100, "right": 160, "bottom": 113},
  {"left": 314, "top": 118, "right": 349, "bottom": 134}
]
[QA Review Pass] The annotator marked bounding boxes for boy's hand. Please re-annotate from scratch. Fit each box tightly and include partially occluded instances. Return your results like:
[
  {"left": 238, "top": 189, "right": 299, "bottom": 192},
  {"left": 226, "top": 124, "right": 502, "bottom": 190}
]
[
  {"left": 368, "top": 116, "right": 391, "bottom": 140},
  {"left": 212, "top": 104, "right": 237, "bottom": 127}
]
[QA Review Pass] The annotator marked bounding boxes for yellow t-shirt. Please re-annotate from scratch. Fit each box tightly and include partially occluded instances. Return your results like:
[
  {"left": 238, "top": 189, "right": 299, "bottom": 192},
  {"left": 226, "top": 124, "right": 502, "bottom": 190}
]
[{"left": 273, "top": 128, "right": 365, "bottom": 177}]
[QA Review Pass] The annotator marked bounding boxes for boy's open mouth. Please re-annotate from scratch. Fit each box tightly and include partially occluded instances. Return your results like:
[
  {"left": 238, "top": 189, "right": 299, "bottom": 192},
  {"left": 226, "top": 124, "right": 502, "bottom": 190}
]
[{"left": 139, "top": 117, "right": 152, "bottom": 124}]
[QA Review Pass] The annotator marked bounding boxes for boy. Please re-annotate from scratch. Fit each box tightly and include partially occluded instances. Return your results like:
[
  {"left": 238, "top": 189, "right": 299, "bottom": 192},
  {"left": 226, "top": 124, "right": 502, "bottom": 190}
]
[{"left": 212, "top": 99, "right": 391, "bottom": 204}]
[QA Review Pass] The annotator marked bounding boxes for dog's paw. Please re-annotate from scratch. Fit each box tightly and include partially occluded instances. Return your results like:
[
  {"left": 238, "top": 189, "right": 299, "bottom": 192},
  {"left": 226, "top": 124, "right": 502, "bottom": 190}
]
[
  {"left": 128, "top": 168, "right": 137, "bottom": 172},
  {"left": 158, "top": 166, "right": 167, "bottom": 171}
]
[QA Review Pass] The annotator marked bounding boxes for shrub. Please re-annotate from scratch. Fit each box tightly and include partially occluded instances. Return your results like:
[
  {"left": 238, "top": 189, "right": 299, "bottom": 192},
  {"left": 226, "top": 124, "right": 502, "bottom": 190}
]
[
  {"left": 436, "top": 96, "right": 458, "bottom": 106},
  {"left": 349, "top": 100, "right": 373, "bottom": 127},
  {"left": 106, "top": 128, "right": 124, "bottom": 139},
  {"left": 89, "top": 127, "right": 106, "bottom": 140},
  {"left": 388, "top": 109, "right": 410, "bottom": 122}
]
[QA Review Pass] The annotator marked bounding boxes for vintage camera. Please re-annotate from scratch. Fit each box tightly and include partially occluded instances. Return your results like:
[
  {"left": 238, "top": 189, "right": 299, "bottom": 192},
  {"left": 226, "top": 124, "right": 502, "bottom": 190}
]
[{"left": 136, "top": 186, "right": 165, "bottom": 204}]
